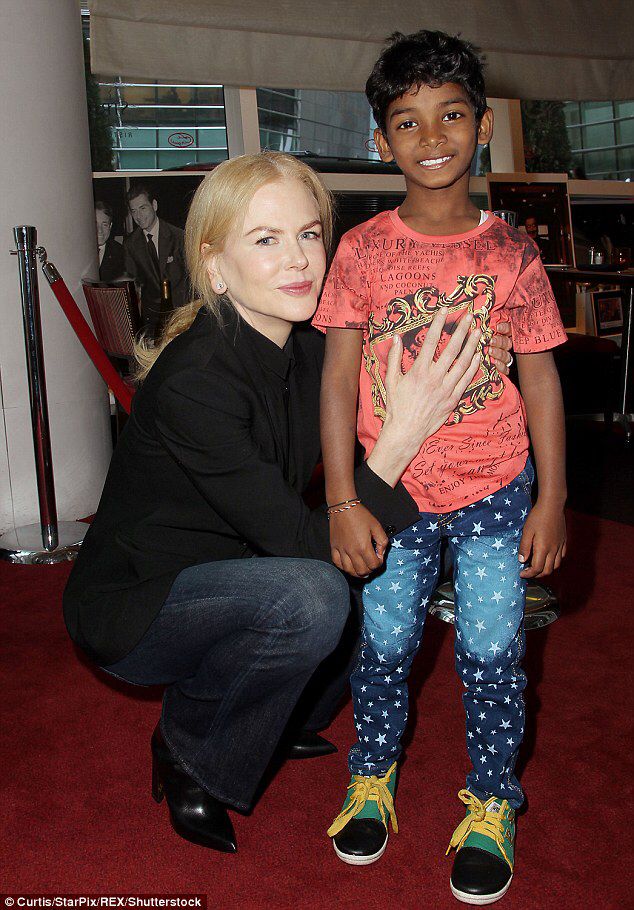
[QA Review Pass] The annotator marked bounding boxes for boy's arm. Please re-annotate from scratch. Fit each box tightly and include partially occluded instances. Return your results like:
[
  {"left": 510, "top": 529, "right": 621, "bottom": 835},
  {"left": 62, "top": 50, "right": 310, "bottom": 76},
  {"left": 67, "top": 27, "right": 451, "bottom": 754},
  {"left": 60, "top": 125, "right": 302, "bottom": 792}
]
[
  {"left": 320, "top": 327, "right": 363, "bottom": 505},
  {"left": 321, "top": 327, "right": 388, "bottom": 577},
  {"left": 516, "top": 351, "right": 567, "bottom": 578}
]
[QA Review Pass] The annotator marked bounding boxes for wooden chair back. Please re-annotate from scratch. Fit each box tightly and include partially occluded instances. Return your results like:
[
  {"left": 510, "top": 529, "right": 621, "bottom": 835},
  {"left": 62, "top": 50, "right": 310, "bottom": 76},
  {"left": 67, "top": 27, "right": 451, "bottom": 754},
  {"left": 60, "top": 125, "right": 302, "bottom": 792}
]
[{"left": 82, "top": 280, "right": 141, "bottom": 360}]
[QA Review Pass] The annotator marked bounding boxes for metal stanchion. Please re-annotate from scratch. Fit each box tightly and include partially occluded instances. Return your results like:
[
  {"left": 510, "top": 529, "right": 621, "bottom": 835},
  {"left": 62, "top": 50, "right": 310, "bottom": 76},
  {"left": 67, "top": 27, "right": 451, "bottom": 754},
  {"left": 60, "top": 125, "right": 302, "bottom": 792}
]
[{"left": 0, "top": 226, "right": 87, "bottom": 564}]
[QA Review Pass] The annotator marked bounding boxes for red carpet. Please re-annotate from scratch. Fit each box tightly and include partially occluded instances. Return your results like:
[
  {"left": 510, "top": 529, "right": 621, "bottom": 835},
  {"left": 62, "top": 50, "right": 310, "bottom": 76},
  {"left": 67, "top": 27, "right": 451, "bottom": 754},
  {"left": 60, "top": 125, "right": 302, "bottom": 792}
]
[{"left": 2, "top": 510, "right": 632, "bottom": 908}]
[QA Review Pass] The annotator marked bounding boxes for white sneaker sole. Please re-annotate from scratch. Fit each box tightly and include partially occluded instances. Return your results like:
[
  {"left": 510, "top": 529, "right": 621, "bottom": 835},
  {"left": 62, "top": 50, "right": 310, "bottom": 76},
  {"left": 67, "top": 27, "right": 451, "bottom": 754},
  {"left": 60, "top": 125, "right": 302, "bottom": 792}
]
[
  {"left": 450, "top": 875, "right": 513, "bottom": 905},
  {"left": 332, "top": 835, "right": 388, "bottom": 866}
]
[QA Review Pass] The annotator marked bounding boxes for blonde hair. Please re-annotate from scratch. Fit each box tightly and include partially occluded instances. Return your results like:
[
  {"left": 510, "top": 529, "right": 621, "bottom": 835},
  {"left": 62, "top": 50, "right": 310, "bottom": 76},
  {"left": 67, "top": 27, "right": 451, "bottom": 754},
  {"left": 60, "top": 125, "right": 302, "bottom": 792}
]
[{"left": 135, "top": 151, "right": 333, "bottom": 380}]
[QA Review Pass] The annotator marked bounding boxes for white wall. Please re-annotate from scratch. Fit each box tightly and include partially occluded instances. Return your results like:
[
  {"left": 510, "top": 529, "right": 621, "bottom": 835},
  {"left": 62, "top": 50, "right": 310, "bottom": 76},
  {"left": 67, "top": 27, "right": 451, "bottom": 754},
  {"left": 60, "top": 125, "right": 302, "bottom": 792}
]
[{"left": 0, "top": 0, "right": 112, "bottom": 535}]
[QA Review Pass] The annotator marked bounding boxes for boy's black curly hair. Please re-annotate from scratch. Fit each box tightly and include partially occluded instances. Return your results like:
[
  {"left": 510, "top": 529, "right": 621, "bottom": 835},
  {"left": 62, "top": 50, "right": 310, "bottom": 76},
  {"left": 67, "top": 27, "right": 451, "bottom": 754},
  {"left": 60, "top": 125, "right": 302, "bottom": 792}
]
[{"left": 366, "top": 30, "right": 487, "bottom": 134}]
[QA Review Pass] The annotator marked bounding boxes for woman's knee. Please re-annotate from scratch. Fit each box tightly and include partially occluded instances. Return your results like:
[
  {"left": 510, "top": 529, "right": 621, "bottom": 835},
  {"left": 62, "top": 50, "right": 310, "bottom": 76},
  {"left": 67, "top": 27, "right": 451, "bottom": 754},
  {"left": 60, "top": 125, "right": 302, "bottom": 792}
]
[{"left": 275, "top": 561, "right": 350, "bottom": 654}]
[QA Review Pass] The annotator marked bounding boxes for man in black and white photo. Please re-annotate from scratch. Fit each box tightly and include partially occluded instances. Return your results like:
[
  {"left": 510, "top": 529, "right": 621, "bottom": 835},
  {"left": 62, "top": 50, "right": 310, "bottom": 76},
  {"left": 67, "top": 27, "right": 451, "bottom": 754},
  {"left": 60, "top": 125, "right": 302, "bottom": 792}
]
[
  {"left": 123, "top": 184, "right": 187, "bottom": 338},
  {"left": 95, "top": 201, "right": 125, "bottom": 282}
]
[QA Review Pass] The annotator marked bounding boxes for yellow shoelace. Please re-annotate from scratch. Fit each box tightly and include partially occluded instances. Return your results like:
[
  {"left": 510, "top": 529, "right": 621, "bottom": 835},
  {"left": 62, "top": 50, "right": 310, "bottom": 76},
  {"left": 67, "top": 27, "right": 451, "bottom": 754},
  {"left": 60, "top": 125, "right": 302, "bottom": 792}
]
[
  {"left": 327, "top": 762, "right": 398, "bottom": 838},
  {"left": 446, "top": 789, "right": 514, "bottom": 871}
]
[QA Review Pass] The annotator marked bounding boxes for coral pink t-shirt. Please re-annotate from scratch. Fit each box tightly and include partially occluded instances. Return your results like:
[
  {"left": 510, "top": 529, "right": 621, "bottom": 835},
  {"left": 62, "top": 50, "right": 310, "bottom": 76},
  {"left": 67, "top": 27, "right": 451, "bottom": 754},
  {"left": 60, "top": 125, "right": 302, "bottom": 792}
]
[{"left": 313, "top": 210, "right": 567, "bottom": 512}]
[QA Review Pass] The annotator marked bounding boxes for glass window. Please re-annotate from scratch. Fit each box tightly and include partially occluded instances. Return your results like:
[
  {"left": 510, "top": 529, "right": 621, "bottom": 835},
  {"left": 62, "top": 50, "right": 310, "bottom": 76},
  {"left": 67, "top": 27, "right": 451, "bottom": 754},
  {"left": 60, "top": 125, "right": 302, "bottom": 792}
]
[
  {"left": 617, "top": 145, "right": 634, "bottom": 176},
  {"left": 579, "top": 101, "right": 614, "bottom": 125},
  {"left": 257, "top": 88, "right": 377, "bottom": 161},
  {"left": 567, "top": 126, "right": 582, "bottom": 151},
  {"left": 194, "top": 106, "right": 226, "bottom": 126},
  {"left": 615, "top": 101, "right": 634, "bottom": 119},
  {"left": 117, "top": 149, "right": 153, "bottom": 169},
  {"left": 526, "top": 99, "right": 634, "bottom": 179},
  {"left": 117, "top": 85, "right": 156, "bottom": 106},
  {"left": 93, "top": 78, "right": 228, "bottom": 170},
  {"left": 583, "top": 149, "right": 618, "bottom": 178},
  {"left": 195, "top": 148, "right": 228, "bottom": 165},
  {"left": 194, "top": 86, "right": 225, "bottom": 106},
  {"left": 582, "top": 121, "right": 616, "bottom": 150},
  {"left": 616, "top": 118, "right": 634, "bottom": 146},
  {"left": 120, "top": 106, "right": 156, "bottom": 126}
]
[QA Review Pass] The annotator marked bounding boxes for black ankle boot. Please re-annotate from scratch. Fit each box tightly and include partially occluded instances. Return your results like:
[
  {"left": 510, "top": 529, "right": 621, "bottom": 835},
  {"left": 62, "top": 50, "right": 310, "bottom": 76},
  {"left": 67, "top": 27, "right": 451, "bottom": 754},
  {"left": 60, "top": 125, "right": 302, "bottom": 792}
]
[
  {"left": 287, "top": 731, "right": 337, "bottom": 759},
  {"left": 151, "top": 725, "right": 237, "bottom": 853}
]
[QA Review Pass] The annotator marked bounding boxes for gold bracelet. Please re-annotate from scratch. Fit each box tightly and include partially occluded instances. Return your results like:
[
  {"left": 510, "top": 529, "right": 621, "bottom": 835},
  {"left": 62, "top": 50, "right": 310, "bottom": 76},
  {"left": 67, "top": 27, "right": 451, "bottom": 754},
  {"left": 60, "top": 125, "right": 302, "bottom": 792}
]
[
  {"left": 327, "top": 500, "right": 361, "bottom": 518},
  {"left": 327, "top": 497, "right": 360, "bottom": 511}
]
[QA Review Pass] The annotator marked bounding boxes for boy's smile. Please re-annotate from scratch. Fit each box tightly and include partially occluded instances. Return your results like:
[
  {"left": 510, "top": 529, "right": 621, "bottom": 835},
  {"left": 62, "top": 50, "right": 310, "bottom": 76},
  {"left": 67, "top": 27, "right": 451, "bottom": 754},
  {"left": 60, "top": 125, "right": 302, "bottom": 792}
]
[{"left": 375, "top": 82, "right": 493, "bottom": 192}]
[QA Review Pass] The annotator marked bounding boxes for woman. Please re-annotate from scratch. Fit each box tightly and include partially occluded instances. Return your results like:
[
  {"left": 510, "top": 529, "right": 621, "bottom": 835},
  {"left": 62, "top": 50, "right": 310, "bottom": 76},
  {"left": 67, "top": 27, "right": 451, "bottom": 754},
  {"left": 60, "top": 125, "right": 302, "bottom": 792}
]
[{"left": 63, "top": 152, "right": 512, "bottom": 854}]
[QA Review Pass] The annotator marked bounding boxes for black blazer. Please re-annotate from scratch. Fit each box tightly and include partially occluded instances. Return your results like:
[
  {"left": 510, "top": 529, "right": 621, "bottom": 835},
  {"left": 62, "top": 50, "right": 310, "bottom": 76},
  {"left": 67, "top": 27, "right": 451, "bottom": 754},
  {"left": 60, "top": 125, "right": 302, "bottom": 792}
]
[
  {"left": 123, "top": 219, "right": 187, "bottom": 329},
  {"left": 63, "top": 305, "right": 419, "bottom": 666},
  {"left": 98, "top": 237, "right": 126, "bottom": 283}
]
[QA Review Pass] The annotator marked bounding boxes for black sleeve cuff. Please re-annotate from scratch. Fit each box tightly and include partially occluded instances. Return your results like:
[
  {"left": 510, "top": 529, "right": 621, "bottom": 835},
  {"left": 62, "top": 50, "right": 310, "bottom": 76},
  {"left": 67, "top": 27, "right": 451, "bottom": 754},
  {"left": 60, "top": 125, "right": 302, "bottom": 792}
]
[{"left": 353, "top": 460, "right": 420, "bottom": 536}]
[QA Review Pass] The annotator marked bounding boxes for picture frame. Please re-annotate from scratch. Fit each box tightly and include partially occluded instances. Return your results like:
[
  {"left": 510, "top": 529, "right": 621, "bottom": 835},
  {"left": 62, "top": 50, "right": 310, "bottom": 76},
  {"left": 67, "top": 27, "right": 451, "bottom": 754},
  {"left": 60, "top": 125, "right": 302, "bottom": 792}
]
[{"left": 590, "top": 289, "right": 624, "bottom": 337}]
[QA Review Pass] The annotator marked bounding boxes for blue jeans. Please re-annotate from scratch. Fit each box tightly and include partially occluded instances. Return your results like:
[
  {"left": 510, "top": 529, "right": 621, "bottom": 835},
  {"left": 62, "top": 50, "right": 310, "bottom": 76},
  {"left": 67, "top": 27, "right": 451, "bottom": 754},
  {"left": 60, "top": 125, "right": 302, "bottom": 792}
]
[
  {"left": 103, "top": 558, "right": 350, "bottom": 811},
  {"left": 349, "top": 462, "right": 534, "bottom": 809}
]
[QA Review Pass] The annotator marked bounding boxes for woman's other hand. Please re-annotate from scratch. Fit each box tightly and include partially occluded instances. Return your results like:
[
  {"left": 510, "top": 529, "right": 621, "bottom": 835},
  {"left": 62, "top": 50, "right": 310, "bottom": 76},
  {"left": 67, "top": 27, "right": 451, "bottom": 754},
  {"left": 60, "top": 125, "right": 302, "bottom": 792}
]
[{"left": 489, "top": 321, "right": 513, "bottom": 375}]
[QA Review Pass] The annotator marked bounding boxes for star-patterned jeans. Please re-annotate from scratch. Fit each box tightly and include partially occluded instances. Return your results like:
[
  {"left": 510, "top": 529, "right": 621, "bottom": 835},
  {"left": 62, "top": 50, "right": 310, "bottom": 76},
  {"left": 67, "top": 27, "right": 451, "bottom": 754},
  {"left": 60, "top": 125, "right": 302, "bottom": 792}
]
[{"left": 349, "top": 460, "right": 535, "bottom": 809}]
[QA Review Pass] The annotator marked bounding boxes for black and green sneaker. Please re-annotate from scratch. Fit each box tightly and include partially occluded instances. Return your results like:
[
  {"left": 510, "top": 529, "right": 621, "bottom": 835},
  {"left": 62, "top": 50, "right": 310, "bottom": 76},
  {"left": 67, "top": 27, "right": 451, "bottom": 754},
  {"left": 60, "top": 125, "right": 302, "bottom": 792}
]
[
  {"left": 447, "top": 790, "right": 515, "bottom": 905},
  {"left": 327, "top": 762, "right": 398, "bottom": 865}
]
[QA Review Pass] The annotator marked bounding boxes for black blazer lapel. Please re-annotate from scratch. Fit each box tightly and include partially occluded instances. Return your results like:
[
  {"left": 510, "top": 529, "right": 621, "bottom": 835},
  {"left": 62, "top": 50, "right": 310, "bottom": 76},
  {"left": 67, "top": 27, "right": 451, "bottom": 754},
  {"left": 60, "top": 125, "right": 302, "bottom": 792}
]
[
  {"left": 292, "top": 332, "right": 322, "bottom": 490},
  {"left": 219, "top": 308, "right": 289, "bottom": 478}
]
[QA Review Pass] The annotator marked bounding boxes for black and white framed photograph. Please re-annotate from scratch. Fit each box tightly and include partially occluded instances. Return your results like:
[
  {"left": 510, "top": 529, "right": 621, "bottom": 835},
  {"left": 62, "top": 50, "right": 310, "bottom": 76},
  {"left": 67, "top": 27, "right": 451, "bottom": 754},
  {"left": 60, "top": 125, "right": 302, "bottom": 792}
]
[{"left": 92, "top": 173, "right": 206, "bottom": 337}]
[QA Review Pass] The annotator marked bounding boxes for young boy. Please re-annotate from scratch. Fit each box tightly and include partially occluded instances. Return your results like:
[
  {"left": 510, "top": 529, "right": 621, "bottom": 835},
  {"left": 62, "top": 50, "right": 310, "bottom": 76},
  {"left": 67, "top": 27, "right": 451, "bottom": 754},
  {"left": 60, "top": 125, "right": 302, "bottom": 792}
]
[{"left": 312, "top": 30, "right": 567, "bottom": 905}]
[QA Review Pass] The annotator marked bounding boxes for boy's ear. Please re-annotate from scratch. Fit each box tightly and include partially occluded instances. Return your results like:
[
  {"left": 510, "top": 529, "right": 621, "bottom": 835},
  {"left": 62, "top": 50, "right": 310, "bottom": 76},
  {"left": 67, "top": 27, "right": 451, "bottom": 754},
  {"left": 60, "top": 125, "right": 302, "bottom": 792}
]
[
  {"left": 477, "top": 107, "right": 494, "bottom": 146},
  {"left": 374, "top": 128, "right": 395, "bottom": 163}
]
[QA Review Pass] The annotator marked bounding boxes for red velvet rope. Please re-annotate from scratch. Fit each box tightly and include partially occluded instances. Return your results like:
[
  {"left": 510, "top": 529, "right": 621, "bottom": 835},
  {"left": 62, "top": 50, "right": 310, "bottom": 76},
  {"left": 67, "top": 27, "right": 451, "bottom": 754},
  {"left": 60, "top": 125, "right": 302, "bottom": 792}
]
[{"left": 47, "top": 277, "right": 134, "bottom": 414}]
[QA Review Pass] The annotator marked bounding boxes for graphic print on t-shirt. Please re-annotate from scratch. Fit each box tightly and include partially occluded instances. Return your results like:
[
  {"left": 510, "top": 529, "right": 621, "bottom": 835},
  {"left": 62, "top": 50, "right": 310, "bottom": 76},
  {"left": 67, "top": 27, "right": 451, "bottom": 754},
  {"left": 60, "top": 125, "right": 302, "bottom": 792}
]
[{"left": 366, "top": 273, "right": 504, "bottom": 424}]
